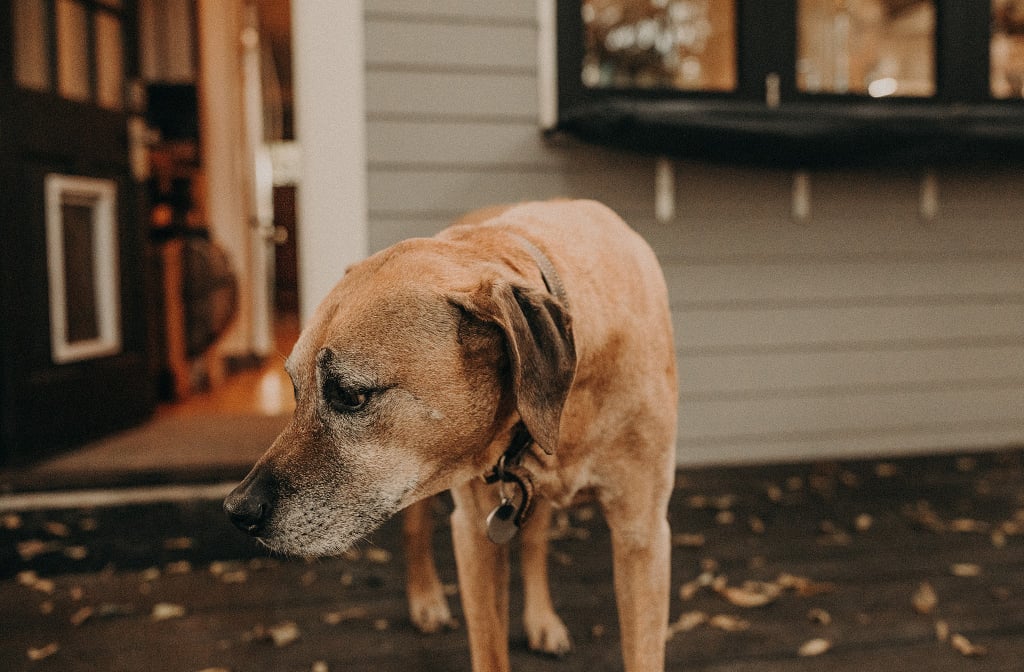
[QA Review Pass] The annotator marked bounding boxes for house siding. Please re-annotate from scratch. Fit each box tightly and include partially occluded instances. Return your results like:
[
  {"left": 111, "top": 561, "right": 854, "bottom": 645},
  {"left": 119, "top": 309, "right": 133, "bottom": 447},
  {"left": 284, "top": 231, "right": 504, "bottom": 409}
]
[{"left": 364, "top": 0, "right": 1024, "bottom": 465}]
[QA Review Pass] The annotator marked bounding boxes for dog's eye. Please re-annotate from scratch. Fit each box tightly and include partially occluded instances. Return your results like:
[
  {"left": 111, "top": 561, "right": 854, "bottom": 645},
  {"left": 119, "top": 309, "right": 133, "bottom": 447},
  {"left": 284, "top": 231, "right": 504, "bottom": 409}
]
[{"left": 324, "top": 381, "right": 370, "bottom": 413}]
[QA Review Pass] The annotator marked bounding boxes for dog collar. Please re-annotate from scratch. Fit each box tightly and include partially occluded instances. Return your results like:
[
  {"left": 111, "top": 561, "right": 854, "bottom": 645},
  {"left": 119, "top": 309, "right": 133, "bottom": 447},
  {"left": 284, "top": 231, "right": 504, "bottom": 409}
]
[
  {"left": 482, "top": 234, "right": 569, "bottom": 544},
  {"left": 512, "top": 234, "right": 570, "bottom": 310}
]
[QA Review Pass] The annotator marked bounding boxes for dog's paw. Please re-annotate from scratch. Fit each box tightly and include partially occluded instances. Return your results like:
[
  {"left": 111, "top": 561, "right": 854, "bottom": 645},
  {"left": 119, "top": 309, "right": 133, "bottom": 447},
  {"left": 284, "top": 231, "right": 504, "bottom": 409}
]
[
  {"left": 524, "top": 610, "right": 573, "bottom": 657},
  {"left": 408, "top": 592, "right": 455, "bottom": 634}
]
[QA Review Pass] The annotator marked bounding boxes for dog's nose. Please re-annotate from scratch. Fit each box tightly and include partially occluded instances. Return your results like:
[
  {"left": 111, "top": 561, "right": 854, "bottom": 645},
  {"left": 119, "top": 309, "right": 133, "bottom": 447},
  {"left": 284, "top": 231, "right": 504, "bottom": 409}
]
[{"left": 224, "top": 468, "right": 276, "bottom": 536}]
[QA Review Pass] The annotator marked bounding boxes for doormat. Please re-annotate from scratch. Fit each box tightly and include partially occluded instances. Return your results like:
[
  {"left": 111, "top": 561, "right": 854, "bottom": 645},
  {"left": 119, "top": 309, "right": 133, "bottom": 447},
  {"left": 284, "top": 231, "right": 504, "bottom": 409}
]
[{"left": 0, "top": 414, "right": 288, "bottom": 493}]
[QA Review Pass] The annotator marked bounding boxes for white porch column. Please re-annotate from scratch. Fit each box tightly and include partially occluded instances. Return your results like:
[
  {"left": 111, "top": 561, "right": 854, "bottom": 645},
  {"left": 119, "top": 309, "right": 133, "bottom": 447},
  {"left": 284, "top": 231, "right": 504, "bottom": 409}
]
[
  {"left": 196, "top": 0, "right": 253, "bottom": 355},
  {"left": 291, "top": 0, "right": 368, "bottom": 325}
]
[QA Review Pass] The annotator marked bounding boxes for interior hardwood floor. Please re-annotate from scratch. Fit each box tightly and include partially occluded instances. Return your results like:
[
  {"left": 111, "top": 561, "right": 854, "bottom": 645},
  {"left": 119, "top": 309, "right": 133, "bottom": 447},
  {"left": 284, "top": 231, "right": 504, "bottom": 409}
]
[{"left": 157, "top": 313, "right": 301, "bottom": 420}]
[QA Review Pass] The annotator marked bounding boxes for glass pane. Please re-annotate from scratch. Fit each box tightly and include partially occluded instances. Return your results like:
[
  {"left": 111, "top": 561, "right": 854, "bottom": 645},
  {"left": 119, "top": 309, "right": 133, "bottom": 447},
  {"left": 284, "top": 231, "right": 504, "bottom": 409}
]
[
  {"left": 581, "top": 0, "right": 737, "bottom": 92},
  {"left": 61, "top": 201, "right": 101, "bottom": 344},
  {"left": 992, "top": 0, "right": 1024, "bottom": 98},
  {"left": 797, "top": 0, "right": 936, "bottom": 97},
  {"left": 95, "top": 13, "right": 125, "bottom": 109},
  {"left": 13, "top": 0, "right": 51, "bottom": 91},
  {"left": 56, "top": 0, "right": 91, "bottom": 102}
]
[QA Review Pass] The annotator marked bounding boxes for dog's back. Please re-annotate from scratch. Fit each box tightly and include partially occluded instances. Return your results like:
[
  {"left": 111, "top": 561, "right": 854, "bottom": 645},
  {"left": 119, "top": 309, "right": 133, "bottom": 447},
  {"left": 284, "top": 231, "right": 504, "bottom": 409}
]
[{"left": 442, "top": 199, "right": 678, "bottom": 500}]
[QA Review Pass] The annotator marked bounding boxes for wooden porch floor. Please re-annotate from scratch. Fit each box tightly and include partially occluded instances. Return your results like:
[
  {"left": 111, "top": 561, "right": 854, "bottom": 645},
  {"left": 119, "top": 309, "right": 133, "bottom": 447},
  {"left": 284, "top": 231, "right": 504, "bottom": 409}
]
[{"left": 2, "top": 447, "right": 1023, "bottom": 671}]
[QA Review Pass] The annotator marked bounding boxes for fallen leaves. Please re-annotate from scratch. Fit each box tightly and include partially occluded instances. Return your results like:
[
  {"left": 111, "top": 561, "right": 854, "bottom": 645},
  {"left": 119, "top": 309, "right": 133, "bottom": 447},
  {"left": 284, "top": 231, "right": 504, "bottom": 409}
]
[
  {"left": 911, "top": 582, "right": 939, "bottom": 615},
  {"left": 949, "top": 562, "right": 982, "bottom": 578},
  {"left": 708, "top": 614, "right": 750, "bottom": 632},
  {"left": 151, "top": 602, "right": 187, "bottom": 621},
  {"left": 912, "top": 583, "right": 990, "bottom": 659},
  {"left": 950, "top": 633, "right": 988, "bottom": 657},
  {"left": 266, "top": 621, "right": 302, "bottom": 647},
  {"left": 718, "top": 581, "right": 782, "bottom": 609},
  {"left": 797, "top": 637, "right": 832, "bottom": 657},
  {"left": 26, "top": 642, "right": 59, "bottom": 661}
]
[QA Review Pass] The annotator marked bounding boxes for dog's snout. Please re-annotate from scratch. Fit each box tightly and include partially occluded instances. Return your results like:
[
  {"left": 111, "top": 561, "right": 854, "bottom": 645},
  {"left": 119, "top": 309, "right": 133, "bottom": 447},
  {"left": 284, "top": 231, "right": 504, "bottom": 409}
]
[{"left": 224, "top": 468, "right": 277, "bottom": 536}]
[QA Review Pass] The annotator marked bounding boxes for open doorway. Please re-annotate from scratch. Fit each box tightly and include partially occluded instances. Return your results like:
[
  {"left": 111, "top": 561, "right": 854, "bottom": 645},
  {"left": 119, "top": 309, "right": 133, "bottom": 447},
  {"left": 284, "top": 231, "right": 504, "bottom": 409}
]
[{"left": 143, "top": 0, "right": 300, "bottom": 419}]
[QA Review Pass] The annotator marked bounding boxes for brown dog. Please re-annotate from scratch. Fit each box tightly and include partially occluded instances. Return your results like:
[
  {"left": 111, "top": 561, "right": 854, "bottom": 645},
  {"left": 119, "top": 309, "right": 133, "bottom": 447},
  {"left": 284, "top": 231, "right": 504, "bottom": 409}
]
[{"left": 225, "top": 199, "right": 678, "bottom": 671}]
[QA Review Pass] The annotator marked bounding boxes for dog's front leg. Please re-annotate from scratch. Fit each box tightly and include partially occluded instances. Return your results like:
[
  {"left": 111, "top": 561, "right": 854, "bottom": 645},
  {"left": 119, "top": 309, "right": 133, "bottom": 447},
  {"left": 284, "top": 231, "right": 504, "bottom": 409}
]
[
  {"left": 451, "top": 480, "right": 511, "bottom": 672},
  {"left": 403, "top": 497, "right": 453, "bottom": 633},
  {"left": 605, "top": 503, "right": 672, "bottom": 672}
]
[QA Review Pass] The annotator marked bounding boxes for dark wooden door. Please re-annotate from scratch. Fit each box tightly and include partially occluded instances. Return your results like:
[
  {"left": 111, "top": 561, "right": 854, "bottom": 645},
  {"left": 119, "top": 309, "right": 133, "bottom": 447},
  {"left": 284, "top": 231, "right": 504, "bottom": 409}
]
[{"left": 0, "top": 0, "right": 153, "bottom": 464}]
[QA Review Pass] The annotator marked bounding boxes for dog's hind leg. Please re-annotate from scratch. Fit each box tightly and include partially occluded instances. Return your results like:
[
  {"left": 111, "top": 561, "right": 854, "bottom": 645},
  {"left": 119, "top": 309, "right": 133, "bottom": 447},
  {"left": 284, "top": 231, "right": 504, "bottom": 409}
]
[
  {"left": 520, "top": 498, "right": 572, "bottom": 656},
  {"left": 403, "top": 497, "right": 454, "bottom": 633}
]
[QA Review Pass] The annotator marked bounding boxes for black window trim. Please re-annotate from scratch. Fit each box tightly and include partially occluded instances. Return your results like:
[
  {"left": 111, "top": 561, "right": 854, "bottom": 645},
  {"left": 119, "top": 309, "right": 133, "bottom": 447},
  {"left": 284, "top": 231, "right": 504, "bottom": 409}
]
[{"left": 551, "top": 0, "right": 1024, "bottom": 167}]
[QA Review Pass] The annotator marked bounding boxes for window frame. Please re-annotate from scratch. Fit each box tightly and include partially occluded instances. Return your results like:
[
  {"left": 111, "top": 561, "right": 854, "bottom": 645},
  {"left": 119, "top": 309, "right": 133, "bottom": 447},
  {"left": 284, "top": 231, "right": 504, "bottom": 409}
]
[{"left": 551, "top": 1, "right": 1024, "bottom": 167}]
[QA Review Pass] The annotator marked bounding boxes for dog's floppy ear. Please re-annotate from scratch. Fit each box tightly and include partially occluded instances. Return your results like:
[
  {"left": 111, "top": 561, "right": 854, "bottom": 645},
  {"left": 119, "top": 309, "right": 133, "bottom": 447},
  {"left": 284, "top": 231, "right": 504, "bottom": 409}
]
[{"left": 453, "top": 281, "right": 576, "bottom": 455}]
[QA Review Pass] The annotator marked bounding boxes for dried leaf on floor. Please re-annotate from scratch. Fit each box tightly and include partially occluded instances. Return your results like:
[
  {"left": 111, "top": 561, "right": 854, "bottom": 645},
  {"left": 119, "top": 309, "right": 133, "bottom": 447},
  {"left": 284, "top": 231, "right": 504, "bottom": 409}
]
[
  {"left": 854, "top": 513, "right": 874, "bottom": 532},
  {"left": 26, "top": 643, "right": 59, "bottom": 661},
  {"left": 365, "top": 548, "right": 392, "bottom": 564},
  {"left": 935, "top": 619, "right": 950, "bottom": 642},
  {"left": 912, "top": 582, "right": 938, "bottom": 615},
  {"left": 2, "top": 513, "right": 23, "bottom": 530},
  {"left": 718, "top": 581, "right": 782, "bottom": 608},
  {"left": 151, "top": 602, "right": 187, "bottom": 621},
  {"left": 798, "top": 638, "right": 832, "bottom": 657},
  {"left": 950, "top": 633, "right": 987, "bottom": 657},
  {"left": 949, "top": 519, "right": 988, "bottom": 534},
  {"left": 708, "top": 614, "right": 750, "bottom": 632},
  {"left": 311, "top": 662, "right": 329, "bottom": 672},
  {"left": 70, "top": 606, "right": 94, "bottom": 627},
  {"left": 950, "top": 563, "right": 982, "bottom": 577},
  {"left": 776, "top": 573, "right": 836, "bottom": 597},
  {"left": 270, "top": 621, "right": 302, "bottom": 646},
  {"left": 63, "top": 545, "right": 89, "bottom": 561},
  {"left": 666, "top": 611, "right": 708, "bottom": 639}
]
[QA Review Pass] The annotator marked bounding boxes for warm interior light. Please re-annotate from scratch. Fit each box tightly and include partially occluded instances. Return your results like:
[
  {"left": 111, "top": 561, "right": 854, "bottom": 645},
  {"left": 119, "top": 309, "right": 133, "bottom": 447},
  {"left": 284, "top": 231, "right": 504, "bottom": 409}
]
[{"left": 868, "top": 77, "right": 899, "bottom": 97}]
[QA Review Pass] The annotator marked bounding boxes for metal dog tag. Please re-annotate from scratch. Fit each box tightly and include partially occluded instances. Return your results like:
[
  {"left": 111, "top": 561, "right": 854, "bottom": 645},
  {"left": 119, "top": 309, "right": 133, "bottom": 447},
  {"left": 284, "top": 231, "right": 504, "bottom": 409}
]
[{"left": 486, "top": 499, "right": 520, "bottom": 544}]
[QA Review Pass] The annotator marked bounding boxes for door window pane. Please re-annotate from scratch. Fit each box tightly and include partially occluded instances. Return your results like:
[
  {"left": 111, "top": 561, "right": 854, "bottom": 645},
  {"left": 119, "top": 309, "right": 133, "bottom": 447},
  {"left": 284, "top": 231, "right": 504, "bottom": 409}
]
[
  {"left": 797, "top": 0, "right": 936, "bottom": 97},
  {"left": 992, "top": 0, "right": 1024, "bottom": 98},
  {"left": 95, "top": 12, "right": 125, "bottom": 110},
  {"left": 56, "top": 0, "right": 91, "bottom": 102},
  {"left": 13, "top": 0, "right": 51, "bottom": 91},
  {"left": 581, "top": 0, "right": 737, "bottom": 92}
]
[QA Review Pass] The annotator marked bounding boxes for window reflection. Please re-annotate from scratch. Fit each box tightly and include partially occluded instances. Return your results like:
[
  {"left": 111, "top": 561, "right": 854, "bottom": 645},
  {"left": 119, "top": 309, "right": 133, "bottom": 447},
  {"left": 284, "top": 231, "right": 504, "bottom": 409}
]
[
  {"left": 992, "top": 0, "right": 1024, "bottom": 98},
  {"left": 13, "top": 0, "right": 51, "bottom": 91},
  {"left": 95, "top": 12, "right": 125, "bottom": 110},
  {"left": 581, "top": 0, "right": 737, "bottom": 91},
  {"left": 56, "top": 0, "right": 91, "bottom": 102},
  {"left": 797, "top": 0, "right": 936, "bottom": 98}
]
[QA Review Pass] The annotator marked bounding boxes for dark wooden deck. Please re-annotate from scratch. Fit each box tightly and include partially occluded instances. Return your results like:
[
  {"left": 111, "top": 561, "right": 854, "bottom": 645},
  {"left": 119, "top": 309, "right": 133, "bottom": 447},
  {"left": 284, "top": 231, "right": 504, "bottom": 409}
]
[{"left": 2, "top": 448, "right": 1023, "bottom": 671}]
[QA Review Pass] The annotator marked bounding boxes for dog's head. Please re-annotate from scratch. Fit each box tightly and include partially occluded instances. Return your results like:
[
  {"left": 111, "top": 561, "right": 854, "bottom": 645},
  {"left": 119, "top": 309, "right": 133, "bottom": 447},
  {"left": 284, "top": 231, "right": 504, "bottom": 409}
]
[{"left": 224, "top": 240, "right": 575, "bottom": 556}]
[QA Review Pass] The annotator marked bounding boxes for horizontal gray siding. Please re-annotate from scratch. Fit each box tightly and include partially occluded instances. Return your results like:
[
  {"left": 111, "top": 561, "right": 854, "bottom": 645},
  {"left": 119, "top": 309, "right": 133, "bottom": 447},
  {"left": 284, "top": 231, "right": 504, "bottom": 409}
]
[{"left": 364, "top": 1, "right": 1024, "bottom": 465}]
